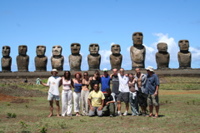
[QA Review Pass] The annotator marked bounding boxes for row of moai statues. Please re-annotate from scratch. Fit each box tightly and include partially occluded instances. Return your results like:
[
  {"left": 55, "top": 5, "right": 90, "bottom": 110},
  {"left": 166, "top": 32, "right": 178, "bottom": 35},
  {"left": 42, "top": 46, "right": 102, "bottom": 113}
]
[{"left": 1, "top": 32, "right": 191, "bottom": 72}]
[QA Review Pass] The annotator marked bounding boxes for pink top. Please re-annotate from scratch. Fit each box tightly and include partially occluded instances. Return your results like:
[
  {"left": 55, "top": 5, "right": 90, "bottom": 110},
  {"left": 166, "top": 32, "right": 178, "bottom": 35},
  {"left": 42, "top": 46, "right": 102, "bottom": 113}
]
[{"left": 62, "top": 78, "right": 71, "bottom": 90}]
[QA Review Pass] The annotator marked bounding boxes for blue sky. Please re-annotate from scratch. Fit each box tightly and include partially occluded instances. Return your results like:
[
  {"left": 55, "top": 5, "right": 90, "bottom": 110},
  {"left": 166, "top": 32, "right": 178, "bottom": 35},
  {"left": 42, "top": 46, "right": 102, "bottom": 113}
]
[{"left": 1, "top": 0, "right": 200, "bottom": 71}]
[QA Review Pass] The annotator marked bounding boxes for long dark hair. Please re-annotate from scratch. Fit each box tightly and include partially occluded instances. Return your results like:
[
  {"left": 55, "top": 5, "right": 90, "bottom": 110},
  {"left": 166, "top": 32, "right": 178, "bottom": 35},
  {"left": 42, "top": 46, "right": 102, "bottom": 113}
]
[{"left": 64, "top": 71, "right": 71, "bottom": 80}]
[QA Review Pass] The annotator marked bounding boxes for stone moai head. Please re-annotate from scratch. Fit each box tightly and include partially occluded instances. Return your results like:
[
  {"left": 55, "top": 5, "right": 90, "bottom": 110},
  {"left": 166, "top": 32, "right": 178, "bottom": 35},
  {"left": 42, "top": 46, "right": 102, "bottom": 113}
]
[
  {"left": 2, "top": 46, "right": 11, "bottom": 57},
  {"left": 157, "top": 43, "right": 168, "bottom": 53},
  {"left": 179, "top": 40, "right": 189, "bottom": 52},
  {"left": 36, "top": 45, "right": 46, "bottom": 57},
  {"left": 18, "top": 45, "right": 27, "bottom": 56},
  {"left": 52, "top": 45, "right": 62, "bottom": 56},
  {"left": 111, "top": 44, "right": 121, "bottom": 55},
  {"left": 71, "top": 43, "right": 81, "bottom": 55},
  {"left": 132, "top": 32, "right": 143, "bottom": 46},
  {"left": 89, "top": 43, "right": 99, "bottom": 55}
]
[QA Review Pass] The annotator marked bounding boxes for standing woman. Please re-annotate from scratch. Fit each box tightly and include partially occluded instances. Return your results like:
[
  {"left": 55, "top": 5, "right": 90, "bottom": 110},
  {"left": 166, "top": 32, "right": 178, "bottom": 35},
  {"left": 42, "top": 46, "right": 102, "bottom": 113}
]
[
  {"left": 89, "top": 70, "right": 101, "bottom": 92},
  {"left": 73, "top": 72, "right": 82, "bottom": 116},
  {"left": 128, "top": 73, "right": 139, "bottom": 116},
  {"left": 60, "top": 71, "right": 73, "bottom": 117},
  {"left": 81, "top": 72, "right": 90, "bottom": 116}
]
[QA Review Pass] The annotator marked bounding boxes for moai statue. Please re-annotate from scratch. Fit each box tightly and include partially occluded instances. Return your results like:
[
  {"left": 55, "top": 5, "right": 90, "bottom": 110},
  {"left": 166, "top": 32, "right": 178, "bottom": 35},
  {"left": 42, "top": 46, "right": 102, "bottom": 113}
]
[
  {"left": 87, "top": 43, "right": 101, "bottom": 71},
  {"left": 156, "top": 42, "right": 170, "bottom": 69},
  {"left": 130, "top": 32, "right": 146, "bottom": 69},
  {"left": 69, "top": 43, "right": 82, "bottom": 71},
  {"left": 51, "top": 45, "right": 64, "bottom": 71},
  {"left": 110, "top": 44, "right": 122, "bottom": 70},
  {"left": 1, "top": 46, "right": 12, "bottom": 72},
  {"left": 178, "top": 40, "right": 191, "bottom": 69},
  {"left": 16, "top": 45, "right": 29, "bottom": 72},
  {"left": 35, "top": 45, "right": 48, "bottom": 71}
]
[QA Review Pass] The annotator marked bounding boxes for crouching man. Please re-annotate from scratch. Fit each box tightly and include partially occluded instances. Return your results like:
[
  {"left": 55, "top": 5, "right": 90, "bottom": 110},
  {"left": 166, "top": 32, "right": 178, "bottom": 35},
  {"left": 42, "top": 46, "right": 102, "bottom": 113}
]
[
  {"left": 88, "top": 83, "right": 105, "bottom": 117},
  {"left": 102, "top": 88, "right": 115, "bottom": 117}
]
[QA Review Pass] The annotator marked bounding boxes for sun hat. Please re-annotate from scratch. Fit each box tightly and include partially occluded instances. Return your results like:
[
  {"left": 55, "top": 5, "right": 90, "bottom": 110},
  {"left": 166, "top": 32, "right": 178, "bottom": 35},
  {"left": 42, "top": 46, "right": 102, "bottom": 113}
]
[
  {"left": 51, "top": 69, "right": 58, "bottom": 72},
  {"left": 146, "top": 66, "right": 154, "bottom": 72}
]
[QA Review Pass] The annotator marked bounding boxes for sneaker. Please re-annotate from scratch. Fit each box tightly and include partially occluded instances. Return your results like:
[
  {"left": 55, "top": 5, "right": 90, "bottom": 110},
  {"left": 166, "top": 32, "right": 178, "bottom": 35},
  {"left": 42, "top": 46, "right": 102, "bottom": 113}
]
[
  {"left": 123, "top": 111, "right": 128, "bottom": 116},
  {"left": 118, "top": 111, "right": 122, "bottom": 116},
  {"left": 110, "top": 115, "right": 113, "bottom": 117}
]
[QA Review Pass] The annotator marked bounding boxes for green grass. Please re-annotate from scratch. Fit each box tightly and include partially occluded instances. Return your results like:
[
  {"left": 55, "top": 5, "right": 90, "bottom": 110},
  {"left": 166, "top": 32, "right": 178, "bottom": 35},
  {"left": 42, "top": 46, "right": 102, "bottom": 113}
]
[{"left": 0, "top": 77, "right": 200, "bottom": 132}]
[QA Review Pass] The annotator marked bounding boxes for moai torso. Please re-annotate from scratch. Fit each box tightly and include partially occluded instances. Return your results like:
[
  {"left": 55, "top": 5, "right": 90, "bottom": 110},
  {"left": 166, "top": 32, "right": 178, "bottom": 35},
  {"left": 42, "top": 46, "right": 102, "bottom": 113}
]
[
  {"left": 110, "top": 44, "right": 122, "bottom": 70},
  {"left": 1, "top": 46, "right": 12, "bottom": 72},
  {"left": 35, "top": 45, "right": 47, "bottom": 71},
  {"left": 130, "top": 32, "right": 146, "bottom": 69},
  {"left": 88, "top": 43, "right": 101, "bottom": 71},
  {"left": 178, "top": 40, "right": 191, "bottom": 69},
  {"left": 16, "top": 45, "right": 29, "bottom": 72},
  {"left": 69, "top": 43, "right": 82, "bottom": 71},
  {"left": 51, "top": 45, "right": 64, "bottom": 71},
  {"left": 156, "top": 43, "right": 170, "bottom": 69}
]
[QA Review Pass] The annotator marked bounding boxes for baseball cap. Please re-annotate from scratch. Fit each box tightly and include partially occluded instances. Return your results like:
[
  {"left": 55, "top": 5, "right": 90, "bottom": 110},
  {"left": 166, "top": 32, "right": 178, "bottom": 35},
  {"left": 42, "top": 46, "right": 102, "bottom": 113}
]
[{"left": 103, "top": 68, "right": 108, "bottom": 72}]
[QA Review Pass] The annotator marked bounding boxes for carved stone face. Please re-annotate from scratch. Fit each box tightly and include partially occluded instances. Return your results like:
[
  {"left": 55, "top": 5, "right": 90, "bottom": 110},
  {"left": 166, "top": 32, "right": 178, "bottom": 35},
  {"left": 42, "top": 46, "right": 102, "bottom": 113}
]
[
  {"left": 179, "top": 40, "right": 189, "bottom": 51},
  {"left": 71, "top": 43, "right": 81, "bottom": 55},
  {"left": 89, "top": 43, "right": 99, "bottom": 55},
  {"left": 111, "top": 44, "right": 121, "bottom": 55},
  {"left": 2, "top": 46, "right": 10, "bottom": 57},
  {"left": 36, "top": 45, "right": 46, "bottom": 56},
  {"left": 157, "top": 43, "right": 168, "bottom": 52},
  {"left": 18, "top": 45, "right": 27, "bottom": 56},
  {"left": 132, "top": 32, "right": 143, "bottom": 45},
  {"left": 52, "top": 45, "right": 62, "bottom": 56}
]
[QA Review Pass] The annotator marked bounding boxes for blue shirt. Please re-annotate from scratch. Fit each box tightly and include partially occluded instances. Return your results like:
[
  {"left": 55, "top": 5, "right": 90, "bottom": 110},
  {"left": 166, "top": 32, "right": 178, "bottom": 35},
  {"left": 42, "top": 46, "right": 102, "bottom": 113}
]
[
  {"left": 74, "top": 83, "right": 82, "bottom": 92},
  {"left": 101, "top": 76, "right": 111, "bottom": 92},
  {"left": 145, "top": 74, "right": 159, "bottom": 95}
]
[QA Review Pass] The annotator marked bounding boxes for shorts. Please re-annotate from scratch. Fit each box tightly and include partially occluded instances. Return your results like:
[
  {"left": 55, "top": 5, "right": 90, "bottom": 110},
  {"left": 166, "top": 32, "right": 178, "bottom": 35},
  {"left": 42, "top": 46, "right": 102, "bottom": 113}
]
[
  {"left": 147, "top": 94, "right": 159, "bottom": 106},
  {"left": 47, "top": 93, "right": 60, "bottom": 101},
  {"left": 111, "top": 92, "right": 119, "bottom": 102},
  {"left": 137, "top": 91, "right": 148, "bottom": 107},
  {"left": 117, "top": 92, "right": 129, "bottom": 103}
]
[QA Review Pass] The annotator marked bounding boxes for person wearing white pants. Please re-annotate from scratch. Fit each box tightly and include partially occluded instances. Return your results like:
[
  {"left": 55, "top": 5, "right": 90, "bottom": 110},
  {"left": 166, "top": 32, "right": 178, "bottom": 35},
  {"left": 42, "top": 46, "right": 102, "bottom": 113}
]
[
  {"left": 81, "top": 72, "right": 90, "bottom": 115},
  {"left": 60, "top": 71, "right": 73, "bottom": 117},
  {"left": 73, "top": 91, "right": 81, "bottom": 114},
  {"left": 73, "top": 72, "right": 82, "bottom": 116},
  {"left": 62, "top": 90, "right": 73, "bottom": 116}
]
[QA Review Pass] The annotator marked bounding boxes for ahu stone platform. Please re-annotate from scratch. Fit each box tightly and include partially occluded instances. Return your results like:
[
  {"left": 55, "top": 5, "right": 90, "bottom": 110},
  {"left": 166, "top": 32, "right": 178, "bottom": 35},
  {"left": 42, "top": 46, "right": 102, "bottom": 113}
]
[{"left": 0, "top": 69, "right": 200, "bottom": 81}]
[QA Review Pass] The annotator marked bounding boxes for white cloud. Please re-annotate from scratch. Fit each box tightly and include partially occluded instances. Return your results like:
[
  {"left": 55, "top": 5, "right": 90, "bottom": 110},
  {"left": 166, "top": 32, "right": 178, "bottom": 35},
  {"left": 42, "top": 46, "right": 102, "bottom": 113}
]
[{"left": 99, "top": 50, "right": 112, "bottom": 70}]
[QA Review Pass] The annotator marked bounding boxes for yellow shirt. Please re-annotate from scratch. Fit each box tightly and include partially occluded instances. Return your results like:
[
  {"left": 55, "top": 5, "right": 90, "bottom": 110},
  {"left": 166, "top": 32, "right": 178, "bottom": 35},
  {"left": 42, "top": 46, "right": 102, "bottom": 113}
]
[{"left": 88, "top": 90, "right": 105, "bottom": 107}]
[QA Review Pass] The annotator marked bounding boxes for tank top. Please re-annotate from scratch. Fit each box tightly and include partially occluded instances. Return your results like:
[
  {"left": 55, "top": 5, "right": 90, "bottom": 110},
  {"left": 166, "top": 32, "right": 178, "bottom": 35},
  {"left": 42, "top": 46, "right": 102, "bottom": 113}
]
[
  {"left": 90, "top": 77, "right": 101, "bottom": 91},
  {"left": 62, "top": 78, "right": 71, "bottom": 90},
  {"left": 82, "top": 79, "right": 90, "bottom": 91},
  {"left": 112, "top": 75, "right": 119, "bottom": 94},
  {"left": 74, "top": 83, "right": 82, "bottom": 92}
]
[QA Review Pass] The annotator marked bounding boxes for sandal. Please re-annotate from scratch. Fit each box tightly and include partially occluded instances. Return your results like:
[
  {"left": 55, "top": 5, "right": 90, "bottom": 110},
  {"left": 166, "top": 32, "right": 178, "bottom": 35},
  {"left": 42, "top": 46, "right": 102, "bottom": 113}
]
[
  {"left": 146, "top": 114, "right": 153, "bottom": 117},
  {"left": 153, "top": 115, "right": 158, "bottom": 118}
]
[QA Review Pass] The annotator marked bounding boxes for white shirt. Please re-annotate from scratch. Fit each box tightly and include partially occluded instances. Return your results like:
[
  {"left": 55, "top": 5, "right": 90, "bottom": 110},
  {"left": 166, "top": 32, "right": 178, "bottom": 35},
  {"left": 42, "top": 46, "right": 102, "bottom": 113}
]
[
  {"left": 118, "top": 73, "right": 129, "bottom": 93},
  {"left": 47, "top": 76, "right": 61, "bottom": 95}
]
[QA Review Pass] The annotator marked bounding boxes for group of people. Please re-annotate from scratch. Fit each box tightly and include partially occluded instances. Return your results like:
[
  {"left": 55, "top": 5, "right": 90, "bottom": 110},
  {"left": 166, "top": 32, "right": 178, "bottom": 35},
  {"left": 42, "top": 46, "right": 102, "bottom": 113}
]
[{"left": 40, "top": 66, "right": 160, "bottom": 118}]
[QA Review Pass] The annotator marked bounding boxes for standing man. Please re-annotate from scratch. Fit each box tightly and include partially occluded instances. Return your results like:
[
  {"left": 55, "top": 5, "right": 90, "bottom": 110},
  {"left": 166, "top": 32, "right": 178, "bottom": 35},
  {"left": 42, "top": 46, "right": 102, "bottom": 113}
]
[
  {"left": 117, "top": 68, "right": 129, "bottom": 116},
  {"left": 145, "top": 66, "right": 160, "bottom": 118},
  {"left": 40, "top": 69, "right": 61, "bottom": 117},
  {"left": 134, "top": 68, "right": 147, "bottom": 116},
  {"left": 88, "top": 83, "right": 105, "bottom": 117},
  {"left": 110, "top": 68, "right": 120, "bottom": 104},
  {"left": 101, "top": 68, "right": 111, "bottom": 93}
]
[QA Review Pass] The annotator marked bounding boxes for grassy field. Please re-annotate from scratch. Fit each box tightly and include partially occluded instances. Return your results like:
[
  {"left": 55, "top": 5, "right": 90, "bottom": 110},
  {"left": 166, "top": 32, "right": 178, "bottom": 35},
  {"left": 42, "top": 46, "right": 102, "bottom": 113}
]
[{"left": 0, "top": 77, "right": 200, "bottom": 133}]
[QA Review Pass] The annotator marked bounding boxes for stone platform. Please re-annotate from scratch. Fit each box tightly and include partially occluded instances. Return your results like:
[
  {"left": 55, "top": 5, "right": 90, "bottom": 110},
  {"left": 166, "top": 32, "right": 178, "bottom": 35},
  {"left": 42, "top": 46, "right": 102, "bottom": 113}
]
[{"left": 0, "top": 69, "right": 200, "bottom": 80}]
